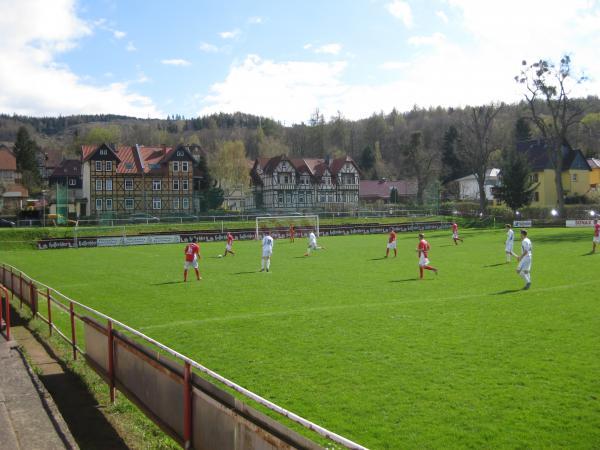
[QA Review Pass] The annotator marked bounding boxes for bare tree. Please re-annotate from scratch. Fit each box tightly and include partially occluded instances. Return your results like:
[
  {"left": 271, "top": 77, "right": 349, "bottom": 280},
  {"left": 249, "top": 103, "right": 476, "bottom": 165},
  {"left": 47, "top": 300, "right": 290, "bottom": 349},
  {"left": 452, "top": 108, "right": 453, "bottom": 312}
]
[
  {"left": 515, "top": 55, "right": 586, "bottom": 213},
  {"left": 402, "top": 131, "right": 439, "bottom": 205},
  {"left": 458, "top": 103, "right": 503, "bottom": 212}
]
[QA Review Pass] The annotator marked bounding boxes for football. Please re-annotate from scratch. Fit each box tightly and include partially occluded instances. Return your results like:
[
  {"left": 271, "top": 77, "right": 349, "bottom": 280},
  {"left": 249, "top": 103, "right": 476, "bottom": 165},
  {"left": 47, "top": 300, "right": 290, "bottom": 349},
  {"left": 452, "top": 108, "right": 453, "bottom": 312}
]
[{"left": 217, "top": 254, "right": 223, "bottom": 258}]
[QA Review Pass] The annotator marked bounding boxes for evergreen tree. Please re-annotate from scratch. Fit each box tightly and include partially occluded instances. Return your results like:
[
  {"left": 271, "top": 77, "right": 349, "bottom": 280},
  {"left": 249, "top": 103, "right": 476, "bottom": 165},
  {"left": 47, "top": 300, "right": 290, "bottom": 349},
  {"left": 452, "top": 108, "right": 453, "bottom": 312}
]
[
  {"left": 13, "top": 126, "right": 39, "bottom": 173},
  {"left": 440, "top": 125, "right": 464, "bottom": 183},
  {"left": 495, "top": 149, "right": 538, "bottom": 211},
  {"left": 360, "top": 146, "right": 375, "bottom": 173},
  {"left": 514, "top": 117, "right": 532, "bottom": 142}
]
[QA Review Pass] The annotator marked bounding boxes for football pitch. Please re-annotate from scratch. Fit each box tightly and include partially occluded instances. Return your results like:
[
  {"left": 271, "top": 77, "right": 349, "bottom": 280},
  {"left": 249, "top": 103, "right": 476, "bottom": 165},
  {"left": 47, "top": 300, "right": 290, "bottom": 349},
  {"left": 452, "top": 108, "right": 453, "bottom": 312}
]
[{"left": 2, "top": 227, "right": 599, "bottom": 448}]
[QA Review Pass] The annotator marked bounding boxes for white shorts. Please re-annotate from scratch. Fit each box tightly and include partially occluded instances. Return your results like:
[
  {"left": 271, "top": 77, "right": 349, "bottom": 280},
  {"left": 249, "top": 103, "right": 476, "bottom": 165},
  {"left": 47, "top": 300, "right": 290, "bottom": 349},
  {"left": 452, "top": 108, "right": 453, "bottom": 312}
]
[
  {"left": 517, "top": 255, "right": 531, "bottom": 272},
  {"left": 593, "top": 236, "right": 600, "bottom": 244},
  {"left": 418, "top": 255, "right": 430, "bottom": 267},
  {"left": 387, "top": 242, "right": 397, "bottom": 250},
  {"left": 505, "top": 242, "right": 513, "bottom": 252},
  {"left": 184, "top": 260, "right": 198, "bottom": 270},
  {"left": 262, "top": 249, "right": 272, "bottom": 258},
  {"left": 225, "top": 243, "right": 232, "bottom": 251},
  {"left": 308, "top": 241, "right": 317, "bottom": 249},
  {"left": 453, "top": 232, "right": 459, "bottom": 239}
]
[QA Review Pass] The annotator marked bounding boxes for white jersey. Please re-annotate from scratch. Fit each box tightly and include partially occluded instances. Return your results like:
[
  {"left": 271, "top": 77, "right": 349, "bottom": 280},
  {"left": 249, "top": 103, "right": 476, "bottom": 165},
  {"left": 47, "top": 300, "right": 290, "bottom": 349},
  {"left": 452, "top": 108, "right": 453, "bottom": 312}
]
[
  {"left": 521, "top": 237, "right": 532, "bottom": 257},
  {"left": 308, "top": 232, "right": 317, "bottom": 245},
  {"left": 506, "top": 229, "right": 514, "bottom": 245},
  {"left": 262, "top": 235, "right": 274, "bottom": 256}
]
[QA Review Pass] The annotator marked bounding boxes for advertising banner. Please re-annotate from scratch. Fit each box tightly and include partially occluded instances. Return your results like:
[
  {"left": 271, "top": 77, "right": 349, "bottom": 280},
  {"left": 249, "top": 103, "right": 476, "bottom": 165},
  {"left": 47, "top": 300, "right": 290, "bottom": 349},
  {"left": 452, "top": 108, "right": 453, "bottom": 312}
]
[
  {"left": 513, "top": 220, "right": 532, "bottom": 228},
  {"left": 565, "top": 219, "right": 595, "bottom": 227}
]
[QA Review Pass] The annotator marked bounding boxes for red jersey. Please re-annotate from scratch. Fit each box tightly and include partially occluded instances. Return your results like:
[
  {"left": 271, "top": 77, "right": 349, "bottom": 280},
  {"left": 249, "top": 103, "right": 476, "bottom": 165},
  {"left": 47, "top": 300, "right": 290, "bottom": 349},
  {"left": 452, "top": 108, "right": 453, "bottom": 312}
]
[
  {"left": 417, "top": 239, "right": 430, "bottom": 258},
  {"left": 388, "top": 231, "right": 396, "bottom": 243},
  {"left": 595, "top": 223, "right": 600, "bottom": 237},
  {"left": 290, "top": 225, "right": 295, "bottom": 235},
  {"left": 184, "top": 243, "right": 199, "bottom": 262},
  {"left": 227, "top": 233, "right": 234, "bottom": 245},
  {"left": 452, "top": 223, "right": 458, "bottom": 233}
]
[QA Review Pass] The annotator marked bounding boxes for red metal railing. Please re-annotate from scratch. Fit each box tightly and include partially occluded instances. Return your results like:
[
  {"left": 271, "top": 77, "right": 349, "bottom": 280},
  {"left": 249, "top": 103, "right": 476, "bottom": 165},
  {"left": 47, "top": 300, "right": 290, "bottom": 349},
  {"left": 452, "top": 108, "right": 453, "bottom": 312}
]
[
  {"left": 0, "top": 284, "right": 10, "bottom": 341},
  {"left": 0, "top": 262, "right": 367, "bottom": 450}
]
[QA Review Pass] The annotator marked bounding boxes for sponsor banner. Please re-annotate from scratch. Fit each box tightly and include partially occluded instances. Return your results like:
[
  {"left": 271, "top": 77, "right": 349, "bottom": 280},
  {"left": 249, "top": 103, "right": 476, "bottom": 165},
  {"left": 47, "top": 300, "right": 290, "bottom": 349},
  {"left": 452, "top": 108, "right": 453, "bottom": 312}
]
[
  {"left": 97, "top": 237, "right": 123, "bottom": 247},
  {"left": 149, "top": 234, "right": 180, "bottom": 245},
  {"left": 566, "top": 219, "right": 594, "bottom": 227},
  {"left": 37, "top": 237, "right": 98, "bottom": 250},
  {"left": 513, "top": 220, "right": 532, "bottom": 228}
]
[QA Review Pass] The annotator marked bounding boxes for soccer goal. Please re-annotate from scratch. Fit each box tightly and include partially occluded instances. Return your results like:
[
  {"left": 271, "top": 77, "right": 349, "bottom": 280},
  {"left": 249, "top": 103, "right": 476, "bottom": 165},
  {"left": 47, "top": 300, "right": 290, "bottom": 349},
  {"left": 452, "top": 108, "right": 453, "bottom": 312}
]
[{"left": 255, "top": 215, "right": 319, "bottom": 240}]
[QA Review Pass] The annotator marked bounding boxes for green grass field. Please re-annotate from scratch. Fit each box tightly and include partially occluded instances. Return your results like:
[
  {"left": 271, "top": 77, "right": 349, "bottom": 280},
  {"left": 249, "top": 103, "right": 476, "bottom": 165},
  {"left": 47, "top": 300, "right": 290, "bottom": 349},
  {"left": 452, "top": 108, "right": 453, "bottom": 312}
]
[{"left": 2, "top": 227, "right": 600, "bottom": 449}]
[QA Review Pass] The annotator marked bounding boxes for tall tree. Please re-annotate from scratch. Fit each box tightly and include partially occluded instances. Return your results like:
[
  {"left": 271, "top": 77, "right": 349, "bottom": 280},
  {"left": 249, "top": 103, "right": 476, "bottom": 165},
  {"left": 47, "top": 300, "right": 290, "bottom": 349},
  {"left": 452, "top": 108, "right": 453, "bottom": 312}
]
[
  {"left": 440, "top": 125, "right": 465, "bottom": 183},
  {"left": 458, "top": 103, "right": 503, "bottom": 212},
  {"left": 515, "top": 55, "right": 586, "bottom": 214},
  {"left": 495, "top": 149, "right": 538, "bottom": 212},
  {"left": 13, "top": 126, "right": 41, "bottom": 191},
  {"left": 514, "top": 117, "right": 532, "bottom": 142},
  {"left": 403, "top": 131, "right": 439, "bottom": 205},
  {"left": 211, "top": 140, "right": 250, "bottom": 191},
  {"left": 359, "top": 146, "right": 376, "bottom": 177}
]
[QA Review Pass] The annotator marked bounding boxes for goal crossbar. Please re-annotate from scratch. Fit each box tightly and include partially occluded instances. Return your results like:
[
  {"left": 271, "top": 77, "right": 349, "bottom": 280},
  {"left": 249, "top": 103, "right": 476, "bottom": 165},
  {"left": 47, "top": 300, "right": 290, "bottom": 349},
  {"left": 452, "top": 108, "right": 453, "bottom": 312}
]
[{"left": 255, "top": 215, "right": 319, "bottom": 239}]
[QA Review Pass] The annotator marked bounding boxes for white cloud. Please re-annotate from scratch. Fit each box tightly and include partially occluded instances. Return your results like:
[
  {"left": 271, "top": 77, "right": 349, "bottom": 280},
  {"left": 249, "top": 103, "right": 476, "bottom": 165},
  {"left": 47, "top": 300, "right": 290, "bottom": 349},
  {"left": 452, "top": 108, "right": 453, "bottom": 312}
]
[
  {"left": 199, "top": 42, "right": 219, "bottom": 53},
  {"left": 200, "top": 55, "right": 348, "bottom": 123},
  {"left": 125, "top": 41, "right": 136, "bottom": 52},
  {"left": 436, "top": 10, "right": 449, "bottom": 23},
  {"left": 380, "top": 61, "right": 409, "bottom": 70},
  {"left": 161, "top": 59, "right": 191, "bottom": 66},
  {"left": 248, "top": 16, "right": 263, "bottom": 24},
  {"left": 386, "top": 0, "right": 413, "bottom": 28},
  {"left": 407, "top": 32, "right": 446, "bottom": 46},
  {"left": 219, "top": 29, "right": 240, "bottom": 39},
  {"left": 113, "top": 30, "right": 126, "bottom": 39},
  {"left": 0, "top": 0, "right": 161, "bottom": 118},
  {"left": 303, "top": 43, "right": 312, "bottom": 50},
  {"left": 314, "top": 43, "right": 342, "bottom": 55}
]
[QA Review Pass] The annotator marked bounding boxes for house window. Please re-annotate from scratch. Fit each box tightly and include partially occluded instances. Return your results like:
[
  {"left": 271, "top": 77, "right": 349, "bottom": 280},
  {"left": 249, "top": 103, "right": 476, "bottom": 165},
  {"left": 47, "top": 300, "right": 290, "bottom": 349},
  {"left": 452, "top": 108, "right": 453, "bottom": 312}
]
[
  {"left": 278, "top": 193, "right": 283, "bottom": 204},
  {"left": 286, "top": 194, "right": 291, "bottom": 203},
  {"left": 299, "top": 195, "right": 304, "bottom": 203},
  {"left": 95, "top": 198, "right": 102, "bottom": 210},
  {"left": 173, "top": 197, "right": 180, "bottom": 209},
  {"left": 125, "top": 179, "right": 133, "bottom": 190},
  {"left": 152, "top": 198, "right": 161, "bottom": 209},
  {"left": 319, "top": 194, "right": 325, "bottom": 202},
  {"left": 173, "top": 161, "right": 179, "bottom": 172},
  {"left": 182, "top": 198, "right": 189, "bottom": 209},
  {"left": 173, "top": 179, "right": 180, "bottom": 190},
  {"left": 95, "top": 180, "right": 102, "bottom": 191},
  {"left": 572, "top": 173, "right": 577, "bottom": 182},
  {"left": 105, "top": 179, "right": 113, "bottom": 191},
  {"left": 99, "top": 149, "right": 108, "bottom": 156},
  {"left": 95, "top": 161, "right": 102, "bottom": 171},
  {"left": 124, "top": 198, "right": 134, "bottom": 210},
  {"left": 531, "top": 173, "right": 539, "bottom": 183},
  {"left": 181, "top": 161, "right": 189, "bottom": 172},
  {"left": 105, "top": 198, "right": 113, "bottom": 210},
  {"left": 534, "top": 191, "right": 539, "bottom": 202},
  {"left": 68, "top": 178, "right": 76, "bottom": 186},
  {"left": 153, "top": 179, "right": 161, "bottom": 190},
  {"left": 106, "top": 161, "right": 112, "bottom": 172},
  {"left": 284, "top": 175, "right": 289, "bottom": 184},
  {"left": 182, "top": 179, "right": 189, "bottom": 191}
]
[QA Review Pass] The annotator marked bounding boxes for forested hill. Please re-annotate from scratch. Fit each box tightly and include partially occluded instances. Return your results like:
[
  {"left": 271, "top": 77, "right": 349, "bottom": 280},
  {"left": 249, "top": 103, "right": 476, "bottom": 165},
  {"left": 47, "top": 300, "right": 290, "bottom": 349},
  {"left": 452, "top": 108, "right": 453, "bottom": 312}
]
[{"left": 2, "top": 98, "right": 600, "bottom": 183}]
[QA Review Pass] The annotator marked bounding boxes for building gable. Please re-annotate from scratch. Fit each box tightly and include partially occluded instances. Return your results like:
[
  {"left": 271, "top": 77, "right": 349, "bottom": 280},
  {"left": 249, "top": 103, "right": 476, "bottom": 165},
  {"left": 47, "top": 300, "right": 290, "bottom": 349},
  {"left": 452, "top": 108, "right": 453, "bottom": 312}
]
[
  {"left": 83, "top": 143, "right": 120, "bottom": 162},
  {"left": 162, "top": 145, "right": 195, "bottom": 163}
]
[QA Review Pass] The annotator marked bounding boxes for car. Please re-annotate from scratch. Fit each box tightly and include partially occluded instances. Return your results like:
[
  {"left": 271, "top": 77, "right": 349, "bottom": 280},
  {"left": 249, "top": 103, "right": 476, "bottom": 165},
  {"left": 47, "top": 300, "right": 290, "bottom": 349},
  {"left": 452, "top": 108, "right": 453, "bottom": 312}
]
[
  {"left": 0, "top": 218, "right": 16, "bottom": 227},
  {"left": 130, "top": 213, "right": 160, "bottom": 223}
]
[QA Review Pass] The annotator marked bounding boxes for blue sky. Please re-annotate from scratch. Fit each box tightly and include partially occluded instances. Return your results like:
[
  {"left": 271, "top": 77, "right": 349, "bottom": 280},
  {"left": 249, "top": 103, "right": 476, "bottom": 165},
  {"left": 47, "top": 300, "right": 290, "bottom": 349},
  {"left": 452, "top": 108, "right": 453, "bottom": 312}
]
[{"left": 1, "top": 0, "right": 600, "bottom": 123}]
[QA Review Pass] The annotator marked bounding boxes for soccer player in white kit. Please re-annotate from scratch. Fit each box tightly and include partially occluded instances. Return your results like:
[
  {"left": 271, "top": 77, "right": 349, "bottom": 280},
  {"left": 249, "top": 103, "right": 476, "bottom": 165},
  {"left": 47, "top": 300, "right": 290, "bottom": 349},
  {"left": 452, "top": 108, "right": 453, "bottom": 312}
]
[
  {"left": 260, "top": 230, "right": 274, "bottom": 272},
  {"left": 516, "top": 229, "right": 532, "bottom": 290},
  {"left": 505, "top": 224, "right": 518, "bottom": 262},
  {"left": 304, "top": 230, "right": 325, "bottom": 256}
]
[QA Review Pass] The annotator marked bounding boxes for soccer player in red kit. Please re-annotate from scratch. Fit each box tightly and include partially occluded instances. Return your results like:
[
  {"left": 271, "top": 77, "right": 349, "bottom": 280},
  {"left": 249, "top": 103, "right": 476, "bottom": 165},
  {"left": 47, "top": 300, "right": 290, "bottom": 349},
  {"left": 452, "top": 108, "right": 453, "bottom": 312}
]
[
  {"left": 593, "top": 219, "right": 599, "bottom": 254},
  {"left": 416, "top": 233, "right": 438, "bottom": 279},
  {"left": 289, "top": 224, "right": 295, "bottom": 243},
  {"left": 385, "top": 228, "right": 397, "bottom": 257},
  {"left": 223, "top": 232, "right": 235, "bottom": 257},
  {"left": 184, "top": 238, "right": 201, "bottom": 281},
  {"left": 452, "top": 222, "right": 463, "bottom": 245}
]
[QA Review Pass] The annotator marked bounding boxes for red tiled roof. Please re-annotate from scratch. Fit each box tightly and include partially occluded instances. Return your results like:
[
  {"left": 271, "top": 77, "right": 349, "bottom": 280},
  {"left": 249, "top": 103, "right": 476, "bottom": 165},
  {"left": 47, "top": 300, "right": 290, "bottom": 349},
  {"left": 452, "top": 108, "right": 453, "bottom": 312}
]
[
  {"left": 359, "top": 180, "right": 417, "bottom": 200},
  {"left": 0, "top": 145, "right": 16, "bottom": 171},
  {"left": 254, "top": 155, "right": 358, "bottom": 180},
  {"left": 50, "top": 159, "right": 81, "bottom": 177},
  {"left": 1, "top": 183, "right": 28, "bottom": 197},
  {"left": 588, "top": 158, "right": 600, "bottom": 170}
]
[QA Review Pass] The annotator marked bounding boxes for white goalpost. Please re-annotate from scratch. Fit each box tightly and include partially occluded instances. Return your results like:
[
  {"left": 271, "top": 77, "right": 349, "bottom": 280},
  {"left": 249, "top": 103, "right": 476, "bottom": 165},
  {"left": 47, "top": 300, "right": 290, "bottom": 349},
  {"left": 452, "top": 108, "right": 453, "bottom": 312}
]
[{"left": 255, "top": 215, "right": 319, "bottom": 239}]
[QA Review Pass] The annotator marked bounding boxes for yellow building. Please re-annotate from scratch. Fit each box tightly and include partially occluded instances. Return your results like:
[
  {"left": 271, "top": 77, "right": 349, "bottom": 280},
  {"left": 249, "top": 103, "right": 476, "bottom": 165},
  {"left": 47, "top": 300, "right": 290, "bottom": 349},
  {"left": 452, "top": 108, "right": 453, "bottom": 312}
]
[
  {"left": 588, "top": 158, "right": 600, "bottom": 187},
  {"left": 517, "top": 139, "right": 591, "bottom": 207}
]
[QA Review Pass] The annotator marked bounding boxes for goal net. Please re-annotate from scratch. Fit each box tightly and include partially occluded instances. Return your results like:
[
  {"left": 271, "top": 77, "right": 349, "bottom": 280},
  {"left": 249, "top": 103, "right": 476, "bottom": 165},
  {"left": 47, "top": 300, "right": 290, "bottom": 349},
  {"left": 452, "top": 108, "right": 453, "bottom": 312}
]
[{"left": 255, "top": 215, "right": 319, "bottom": 240}]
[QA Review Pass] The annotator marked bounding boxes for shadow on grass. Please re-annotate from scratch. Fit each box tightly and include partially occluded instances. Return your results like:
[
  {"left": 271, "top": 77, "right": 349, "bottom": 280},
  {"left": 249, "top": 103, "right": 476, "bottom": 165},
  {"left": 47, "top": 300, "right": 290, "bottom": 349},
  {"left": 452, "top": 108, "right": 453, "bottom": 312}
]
[
  {"left": 492, "top": 288, "right": 523, "bottom": 295},
  {"left": 438, "top": 244, "right": 455, "bottom": 248},
  {"left": 484, "top": 262, "right": 507, "bottom": 268},
  {"left": 294, "top": 256, "right": 308, "bottom": 259},
  {"left": 581, "top": 251, "right": 596, "bottom": 256},
  {"left": 152, "top": 280, "right": 185, "bottom": 285},
  {"left": 369, "top": 257, "right": 387, "bottom": 260},
  {"left": 390, "top": 278, "right": 419, "bottom": 283},
  {"left": 232, "top": 271, "right": 259, "bottom": 275}
]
